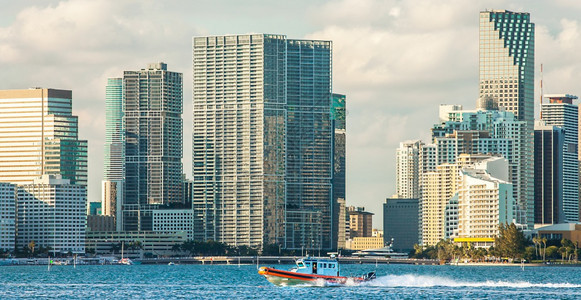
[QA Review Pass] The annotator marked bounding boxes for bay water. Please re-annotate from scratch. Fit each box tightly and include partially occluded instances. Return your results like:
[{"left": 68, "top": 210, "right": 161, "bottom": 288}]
[{"left": 1, "top": 263, "right": 580, "bottom": 299}]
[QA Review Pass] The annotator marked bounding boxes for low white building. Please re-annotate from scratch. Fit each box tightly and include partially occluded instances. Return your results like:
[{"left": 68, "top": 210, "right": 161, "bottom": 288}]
[
  {"left": 0, "top": 182, "right": 16, "bottom": 251},
  {"left": 16, "top": 175, "right": 86, "bottom": 254}
]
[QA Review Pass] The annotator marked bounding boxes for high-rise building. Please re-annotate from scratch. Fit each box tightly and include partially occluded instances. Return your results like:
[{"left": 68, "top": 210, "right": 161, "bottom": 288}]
[
  {"left": 331, "top": 93, "right": 346, "bottom": 250},
  {"left": 103, "top": 78, "right": 124, "bottom": 181},
  {"left": 192, "top": 34, "right": 333, "bottom": 250},
  {"left": 0, "top": 183, "right": 16, "bottom": 252},
  {"left": 121, "top": 63, "right": 184, "bottom": 231},
  {"left": 383, "top": 198, "right": 419, "bottom": 252},
  {"left": 534, "top": 122, "right": 565, "bottom": 225},
  {"left": 541, "top": 94, "right": 578, "bottom": 221},
  {"left": 396, "top": 140, "right": 423, "bottom": 199},
  {"left": 16, "top": 175, "right": 86, "bottom": 254},
  {"left": 455, "top": 157, "right": 514, "bottom": 248},
  {"left": 432, "top": 104, "right": 529, "bottom": 228},
  {"left": 479, "top": 10, "right": 535, "bottom": 227},
  {"left": 0, "top": 88, "right": 88, "bottom": 186}
]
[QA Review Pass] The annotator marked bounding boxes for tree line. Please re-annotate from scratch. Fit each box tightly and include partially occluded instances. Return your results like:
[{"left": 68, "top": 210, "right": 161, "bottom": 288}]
[{"left": 411, "top": 223, "right": 580, "bottom": 263}]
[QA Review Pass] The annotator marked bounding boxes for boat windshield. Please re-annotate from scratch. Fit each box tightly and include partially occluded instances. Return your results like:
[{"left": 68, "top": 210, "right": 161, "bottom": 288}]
[{"left": 297, "top": 261, "right": 306, "bottom": 268}]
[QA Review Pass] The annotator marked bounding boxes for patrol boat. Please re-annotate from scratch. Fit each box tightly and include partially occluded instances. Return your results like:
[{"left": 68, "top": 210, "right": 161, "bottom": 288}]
[{"left": 258, "top": 255, "right": 376, "bottom": 286}]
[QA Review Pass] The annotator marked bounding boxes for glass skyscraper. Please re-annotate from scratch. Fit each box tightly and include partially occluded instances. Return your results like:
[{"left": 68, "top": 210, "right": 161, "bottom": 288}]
[
  {"left": 120, "top": 63, "right": 184, "bottom": 231},
  {"left": 479, "top": 10, "right": 535, "bottom": 227},
  {"left": 0, "top": 88, "right": 88, "bottom": 186},
  {"left": 192, "top": 34, "right": 333, "bottom": 250},
  {"left": 104, "top": 78, "right": 124, "bottom": 182},
  {"left": 541, "top": 94, "right": 579, "bottom": 222}
]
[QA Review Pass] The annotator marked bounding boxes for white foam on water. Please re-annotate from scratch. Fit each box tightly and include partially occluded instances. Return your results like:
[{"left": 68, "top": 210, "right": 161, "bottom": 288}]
[{"left": 360, "top": 274, "right": 581, "bottom": 289}]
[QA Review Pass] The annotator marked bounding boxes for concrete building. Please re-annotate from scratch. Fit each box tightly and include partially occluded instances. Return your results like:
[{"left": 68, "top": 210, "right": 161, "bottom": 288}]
[
  {"left": 0, "top": 183, "right": 16, "bottom": 252},
  {"left": 421, "top": 154, "right": 497, "bottom": 245},
  {"left": 479, "top": 10, "right": 535, "bottom": 228},
  {"left": 119, "top": 63, "right": 184, "bottom": 231},
  {"left": 396, "top": 140, "right": 423, "bottom": 199},
  {"left": 432, "top": 105, "right": 529, "bottom": 228},
  {"left": 85, "top": 231, "right": 188, "bottom": 258},
  {"left": 347, "top": 237, "right": 384, "bottom": 251},
  {"left": 192, "top": 34, "right": 333, "bottom": 250},
  {"left": 383, "top": 198, "right": 419, "bottom": 252},
  {"left": 455, "top": 158, "right": 514, "bottom": 248},
  {"left": 535, "top": 223, "right": 581, "bottom": 245},
  {"left": 101, "top": 180, "right": 122, "bottom": 231},
  {"left": 16, "top": 175, "right": 86, "bottom": 254},
  {"left": 348, "top": 206, "right": 373, "bottom": 238},
  {"left": 534, "top": 122, "right": 565, "bottom": 225},
  {"left": 0, "top": 88, "right": 88, "bottom": 186},
  {"left": 541, "top": 94, "right": 578, "bottom": 222}
]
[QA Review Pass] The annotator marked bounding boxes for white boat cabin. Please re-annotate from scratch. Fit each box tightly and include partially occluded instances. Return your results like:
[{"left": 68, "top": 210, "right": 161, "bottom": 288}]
[{"left": 292, "top": 257, "right": 339, "bottom": 276}]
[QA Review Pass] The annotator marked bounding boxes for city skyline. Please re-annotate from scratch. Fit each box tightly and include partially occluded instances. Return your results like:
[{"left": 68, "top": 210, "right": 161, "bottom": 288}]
[{"left": 3, "top": 1, "right": 581, "bottom": 226}]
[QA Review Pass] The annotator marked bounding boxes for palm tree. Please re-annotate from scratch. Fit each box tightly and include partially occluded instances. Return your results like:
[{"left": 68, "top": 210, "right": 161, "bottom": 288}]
[
  {"left": 541, "top": 237, "right": 547, "bottom": 262},
  {"left": 532, "top": 237, "right": 539, "bottom": 258}
]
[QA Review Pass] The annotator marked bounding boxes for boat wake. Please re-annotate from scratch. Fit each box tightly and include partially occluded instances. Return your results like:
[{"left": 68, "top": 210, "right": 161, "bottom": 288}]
[{"left": 359, "top": 274, "right": 581, "bottom": 289}]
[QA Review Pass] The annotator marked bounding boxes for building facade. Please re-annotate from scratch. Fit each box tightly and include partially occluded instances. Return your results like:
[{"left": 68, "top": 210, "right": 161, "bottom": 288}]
[
  {"left": 396, "top": 140, "right": 423, "bottom": 199},
  {"left": 348, "top": 206, "right": 373, "bottom": 238},
  {"left": 534, "top": 122, "right": 565, "bottom": 225},
  {"left": 479, "top": 10, "right": 535, "bottom": 228},
  {"left": 383, "top": 198, "right": 419, "bottom": 252},
  {"left": 541, "top": 94, "right": 578, "bottom": 222},
  {"left": 192, "top": 34, "right": 333, "bottom": 250},
  {"left": 0, "top": 88, "right": 88, "bottom": 186},
  {"left": 121, "top": 63, "right": 184, "bottom": 231},
  {"left": 0, "top": 183, "right": 16, "bottom": 251},
  {"left": 16, "top": 175, "right": 86, "bottom": 254}
]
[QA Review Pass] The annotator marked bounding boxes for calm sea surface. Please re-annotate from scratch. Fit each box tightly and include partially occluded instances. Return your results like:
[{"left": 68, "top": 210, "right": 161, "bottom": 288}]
[{"left": 1, "top": 263, "right": 580, "bottom": 299}]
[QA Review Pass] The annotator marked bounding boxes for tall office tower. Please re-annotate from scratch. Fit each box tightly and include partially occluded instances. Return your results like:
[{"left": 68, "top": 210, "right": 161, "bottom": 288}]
[
  {"left": 432, "top": 104, "right": 529, "bottom": 227},
  {"left": 541, "top": 94, "right": 578, "bottom": 221},
  {"left": 479, "top": 10, "right": 535, "bottom": 227},
  {"left": 0, "top": 183, "right": 16, "bottom": 252},
  {"left": 192, "top": 34, "right": 333, "bottom": 250},
  {"left": 122, "top": 63, "right": 184, "bottom": 231},
  {"left": 396, "top": 140, "right": 423, "bottom": 198},
  {"left": 16, "top": 175, "right": 86, "bottom": 254},
  {"left": 0, "top": 88, "right": 88, "bottom": 186},
  {"left": 331, "top": 93, "right": 346, "bottom": 250},
  {"left": 383, "top": 198, "right": 418, "bottom": 252},
  {"left": 534, "top": 122, "right": 565, "bottom": 225},
  {"left": 417, "top": 143, "right": 436, "bottom": 245},
  {"left": 102, "top": 78, "right": 124, "bottom": 229}
]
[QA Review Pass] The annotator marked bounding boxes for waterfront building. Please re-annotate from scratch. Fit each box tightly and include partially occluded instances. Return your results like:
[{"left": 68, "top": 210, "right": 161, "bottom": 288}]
[
  {"left": 432, "top": 104, "right": 529, "bottom": 228},
  {"left": 192, "top": 34, "right": 333, "bottom": 250},
  {"left": 534, "top": 122, "right": 565, "bottom": 225},
  {"left": 396, "top": 140, "right": 423, "bottom": 199},
  {"left": 541, "top": 94, "right": 578, "bottom": 222},
  {"left": 336, "top": 197, "right": 348, "bottom": 249},
  {"left": 16, "top": 175, "right": 86, "bottom": 254},
  {"left": 421, "top": 154, "right": 495, "bottom": 245},
  {"left": 535, "top": 223, "right": 581, "bottom": 245},
  {"left": 0, "top": 183, "right": 16, "bottom": 252},
  {"left": 347, "top": 236, "right": 384, "bottom": 251},
  {"left": 87, "top": 215, "right": 116, "bottom": 232},
  {"left": 85, "top": 230, "right": 188, "bottom": 258},
  {"left": 0, "top": 88, "right": 87, "bottom": 186},
  {"left": 332, "top": 93, "right": 346, "bottom": 250},
  {"left": 120, "top": 63, "right": 184, "bottom": 231},
  {"left": 383, "top": 198, "right": 418, "bottom": 252},
  {"left": 102, "top": 77, "right": 124, "bottom": 228},
  {"left": 479, "top": 10, "right": 535, "bottom": 227},
  {"left": 348, "top": 206, "right": 373, "bottom": 238},
  {"left": 455, "top": 157, "right": 514, "bottom": 248}
]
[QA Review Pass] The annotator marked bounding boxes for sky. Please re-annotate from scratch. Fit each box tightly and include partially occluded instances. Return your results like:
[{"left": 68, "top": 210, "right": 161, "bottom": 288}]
[{"left": 2, "top": 0, "right": 581, "bottom": 228}]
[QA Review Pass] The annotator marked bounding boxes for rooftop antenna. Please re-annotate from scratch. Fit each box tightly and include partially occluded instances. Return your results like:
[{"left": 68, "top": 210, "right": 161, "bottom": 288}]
[{"left": 539, "top": 64, "right": 543, "bottom": 120}]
